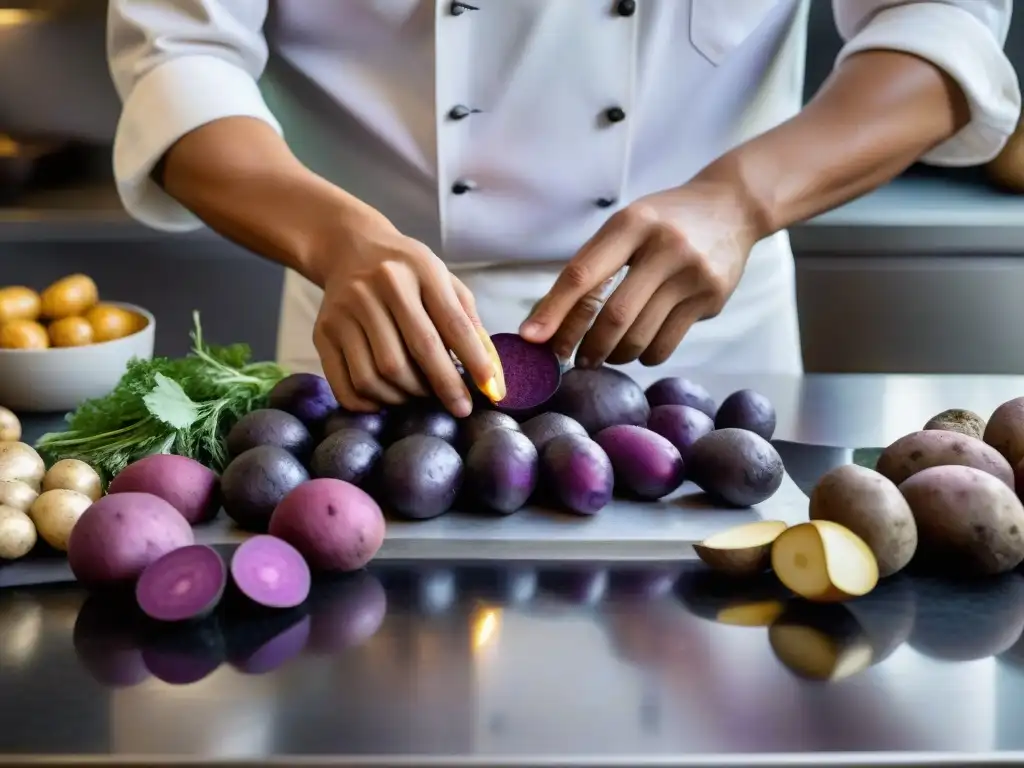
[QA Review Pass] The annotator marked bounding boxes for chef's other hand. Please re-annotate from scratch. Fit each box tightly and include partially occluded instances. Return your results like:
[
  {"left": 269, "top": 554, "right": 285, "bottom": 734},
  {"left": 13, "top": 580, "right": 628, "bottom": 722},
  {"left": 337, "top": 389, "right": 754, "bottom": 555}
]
[
  {"left": 520, "top": 182, "right": 760, "bottom": 368},
  {"left": 314, "top": 210, "right": 494, "bottom": 417}
]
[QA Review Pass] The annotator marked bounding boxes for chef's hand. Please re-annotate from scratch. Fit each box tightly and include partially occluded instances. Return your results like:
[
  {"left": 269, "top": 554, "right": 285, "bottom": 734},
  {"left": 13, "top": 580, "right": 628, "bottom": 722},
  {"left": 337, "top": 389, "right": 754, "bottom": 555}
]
[
  {"left": 314, "top": 210, "right": 495, "bottom": 417},
  {"left": 520, "top": 181, "right": 760, "bottom": 367}
]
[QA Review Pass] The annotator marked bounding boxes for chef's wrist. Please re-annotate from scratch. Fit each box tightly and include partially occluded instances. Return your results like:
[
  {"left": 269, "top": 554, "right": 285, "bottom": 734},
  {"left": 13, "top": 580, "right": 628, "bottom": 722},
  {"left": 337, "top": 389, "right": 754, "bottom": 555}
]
[{"left": 689, "top": 153, "right": 774, "bottom": 244}]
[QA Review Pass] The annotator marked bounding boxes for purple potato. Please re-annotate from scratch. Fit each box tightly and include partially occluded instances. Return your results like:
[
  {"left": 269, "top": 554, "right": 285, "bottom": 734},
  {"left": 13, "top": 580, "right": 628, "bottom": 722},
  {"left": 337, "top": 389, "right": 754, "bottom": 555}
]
[
  {"left": 645, "top": 377, "right": 716, "bottom": 418},
  {"left": 220, "top": 446, "right": 310, "bottom": 532},
  {"left": 459, "top": 410, "right": 521, "bottom": 453},
  {"left": 687, "top": 428, "right": 784, "bottom": 507},
  {"left": 540, "top": 433, "right": 614, "bottom": 515},
  {"left": 324, "top": 409, "right": 388, "bottom": 441},
  {"left": 268, "top": 373, "right": 338, "bottom": 427},
  {"left": 520, "top": 412, "right": 588, "bottom": 452},
  {"left": 714, "top": 389, "right": 777, "bottom": 440},
  {"left": 230, "top": 535, "right": 311, "bottom": 609},
  {"left": 465, "top": 427, "right": 539, "bottom": 515},
  {"left": 225, "top": 408, "right": 313, "bottom": 460},
  {"left": 140, "top": 621, "right": 225, "bottom": 685},
  {"left": 107, "top": 454, "right": 221, "bottom": 525},
  {"left": 595, "top": 425, "right": 686, "bottom": 500},
  {"left": 379, "top": 435, "right": 463, "bottom": 519},
  {"left": 389, "top": 402, "right": 459, "bottom": 444},
  {"left": 552, "top": 366, "right": 650, "bottom": 434},
  {"left": 135, "top": 545, "right": 227, "bottom": 622},
  {"left": 306, "top": 571, "right": 388, "bottom": 654},
  {"left": 225, "top": 610, "right": 311, "bottom": 675},
  {"left": 647, "top": 404, "right": 714, "bottom": 462},
  {"left": 310, "top": 428, "right": 382, "bottom": 487},
  {"left": 488, "top": 333, "right": 562, "bottom": 415}
]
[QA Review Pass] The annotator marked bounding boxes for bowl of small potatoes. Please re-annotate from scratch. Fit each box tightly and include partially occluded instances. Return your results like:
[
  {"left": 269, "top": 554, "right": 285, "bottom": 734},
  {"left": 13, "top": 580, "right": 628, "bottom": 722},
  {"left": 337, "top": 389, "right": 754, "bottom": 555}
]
[{"left": 0, "top": 274, "right": 154, "bottom": 412}]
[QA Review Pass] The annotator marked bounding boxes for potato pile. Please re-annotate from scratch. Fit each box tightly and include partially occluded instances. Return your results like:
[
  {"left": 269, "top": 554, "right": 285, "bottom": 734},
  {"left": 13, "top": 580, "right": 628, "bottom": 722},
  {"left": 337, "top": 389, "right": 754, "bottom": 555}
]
[
  {"left": 0, "top": 437, "right": 101, "bottom": 561},
  {"left": 0, "top": 274, "right": 146, "bottom": 350},
  {"left": 695, "top": 396, "right": 1024, "bottom": 607}
]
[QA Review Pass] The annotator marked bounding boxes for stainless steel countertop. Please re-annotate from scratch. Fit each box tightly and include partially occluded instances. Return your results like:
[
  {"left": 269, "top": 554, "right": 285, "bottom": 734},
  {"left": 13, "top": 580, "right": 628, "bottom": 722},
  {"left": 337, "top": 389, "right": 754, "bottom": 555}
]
[{"left": 5, "top": 373, "right": 1024, "bottom": 768}]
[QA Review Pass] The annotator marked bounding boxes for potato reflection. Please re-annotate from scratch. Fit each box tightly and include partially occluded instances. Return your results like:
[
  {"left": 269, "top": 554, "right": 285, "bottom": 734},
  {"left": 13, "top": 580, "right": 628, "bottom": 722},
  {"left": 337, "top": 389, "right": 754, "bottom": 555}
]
[
  {"left": 0, "top": 590, "right": 43, "bottom": 669},
  {"left": 674, "top": 569, "right": 788, "bottom": 627},
  {"left": 304, "top": 570, "right": 387, "bottom": 655}
]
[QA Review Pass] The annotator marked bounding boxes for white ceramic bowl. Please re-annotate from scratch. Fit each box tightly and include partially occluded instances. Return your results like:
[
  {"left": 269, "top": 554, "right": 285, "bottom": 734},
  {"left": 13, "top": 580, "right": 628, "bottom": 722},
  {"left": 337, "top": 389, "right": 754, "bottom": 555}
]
[{"left": 0, "top": 303, "right": 156, "bottom": 412}]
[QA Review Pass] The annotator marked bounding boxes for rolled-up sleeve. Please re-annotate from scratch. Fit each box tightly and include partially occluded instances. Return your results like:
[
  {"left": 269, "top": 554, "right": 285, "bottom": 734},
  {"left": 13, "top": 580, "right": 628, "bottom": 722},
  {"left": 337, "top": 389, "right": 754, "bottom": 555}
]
[
  {"left": 833, "top": 0, "right": 1021, "bottom": 166},
  {"left": 108, "top": 0, "right": 281, "bottom": 231}
]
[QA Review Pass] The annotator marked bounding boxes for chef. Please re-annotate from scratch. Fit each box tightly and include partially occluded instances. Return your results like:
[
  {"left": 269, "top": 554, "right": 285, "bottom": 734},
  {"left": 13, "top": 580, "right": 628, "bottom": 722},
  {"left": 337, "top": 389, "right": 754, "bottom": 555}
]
[{"left": 108, "top": 0, "right": 1019, "bottom": 416}]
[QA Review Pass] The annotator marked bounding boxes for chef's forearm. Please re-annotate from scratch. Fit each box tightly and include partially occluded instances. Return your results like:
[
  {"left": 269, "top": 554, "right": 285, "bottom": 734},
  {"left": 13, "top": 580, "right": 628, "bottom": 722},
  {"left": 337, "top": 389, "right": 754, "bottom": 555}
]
[
  {"left": 698, "top": 50, "right": 971, "bottom": 238},
  {"left": 161, "top": 116, "right": 379, "bottom": 286}
]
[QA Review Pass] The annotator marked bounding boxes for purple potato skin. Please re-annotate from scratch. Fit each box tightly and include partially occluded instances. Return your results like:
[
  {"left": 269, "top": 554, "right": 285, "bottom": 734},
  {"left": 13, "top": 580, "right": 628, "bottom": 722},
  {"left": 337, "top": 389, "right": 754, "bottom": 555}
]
[
  {"left": 220, "top": 446, "right": 310, "bottom": 532},
  {"left": 459, "top": 410, "right": 521, "bottom": 453},
  {"left": 687, "top": 428, "right": 784, "bottom": 507},
  {"left": 269, "top": 373, "right": 339, "bottom": 427},
  {"left": 324, "top": 409, "right": 388, "bottom": 441},
  {"left": 540, "top": 433, "right": 614, "bottom": 516},
  {"left": 595, "top": 425, "right": 686, "bottom": 500},
  {"left": 645, "top": 377, "right": 716, "bottom": 419},
  {"left": 465, "top": 427, "right": 539, "bottom": 515},
  {"left": 520, "top": 412, "right": 588, "bottom": 452},
  {"left": 225, "top": 408, "right": 313, "bottom": 461},
  {"left": 107, "top": 454, "right": 221, "bottom": 525},
  {"left": 310, "top": 428, "right": 383, "bottom": 487},
  {"left": 647, "top": 405, "right": 714, "bottom": 462},
  {"left": 379, "top": 435, "right": 463, "bottom": 519},
  {"left": 389, "top": 402, "right": 459, "bottom": 445},
  {"left": 552, "top": 366, "right": 651, "bottom": 434},
  {"left": 714, "top": 389, "right": 777, "bottom": 440}
]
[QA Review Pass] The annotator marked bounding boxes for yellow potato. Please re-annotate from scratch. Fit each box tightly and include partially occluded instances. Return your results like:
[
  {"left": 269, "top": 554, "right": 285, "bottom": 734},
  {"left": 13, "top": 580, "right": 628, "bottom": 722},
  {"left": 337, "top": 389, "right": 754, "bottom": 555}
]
[
  {"left": 47, "top": 316, "right": 94, "bottom": 348},
  {"left": 39, "top": 274, "right": 99, "bottom": 321},
  {"left": 0, "top": 320, "right": 49, "bottom": 350},
  {"left": 29, "top": 489, "right": 92, "bottom": 552},
  {"left": 42, "top": 459, "right": 102, "bottom": 501},
  {"left": 0, "top": 505, "right": 36, "bottom": 560},
  {"left": 85, "top": 304, "right": 145, "bottom": 343},
  {"left": 771, "top": 520, "right": 879, "bottom": 603},
  {"left": 0, "top": 442, "right": 46, "bottom": 490},
  {"left": 0, "top": 406, "right": 19, "bottom": 442},
  {"left": 0, "top": 286, "right": 41, "bottom": 324},
  {"left": 0, "top": 480, "right": 37, "bottom": 512}
]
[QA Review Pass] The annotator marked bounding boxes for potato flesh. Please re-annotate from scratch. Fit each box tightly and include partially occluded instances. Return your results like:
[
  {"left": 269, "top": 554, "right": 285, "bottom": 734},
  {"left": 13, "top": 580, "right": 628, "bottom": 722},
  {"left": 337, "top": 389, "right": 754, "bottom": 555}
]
[
  {"left": 772, "top": 521, "right": 878, "bottom": 602},
  {"left": 700, "top": 519, "right": 787, "bottom": 549},
  {"left": 769, "top": 624, "right": 873, "bottom": 681},
  {"left": 716, "top": 600, "right": 785, "bottom": 627}
]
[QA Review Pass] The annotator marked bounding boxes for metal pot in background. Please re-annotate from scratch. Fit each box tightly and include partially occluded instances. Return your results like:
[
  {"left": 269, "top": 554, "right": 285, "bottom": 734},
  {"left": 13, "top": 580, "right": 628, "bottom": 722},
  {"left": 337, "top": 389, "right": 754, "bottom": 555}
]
[{"left": 0, "top": 1, "right": 119, "bottom": 144}]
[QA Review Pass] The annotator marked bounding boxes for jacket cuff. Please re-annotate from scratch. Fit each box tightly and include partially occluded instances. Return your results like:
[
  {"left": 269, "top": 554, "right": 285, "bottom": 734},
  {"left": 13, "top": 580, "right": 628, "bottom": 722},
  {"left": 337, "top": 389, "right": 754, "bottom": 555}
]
[
  {"left": 836, "top": 2, "right": 1021, "bottom": 167},
  {"left": 113, "top": 54, "right": 283, "bottom": 232}
]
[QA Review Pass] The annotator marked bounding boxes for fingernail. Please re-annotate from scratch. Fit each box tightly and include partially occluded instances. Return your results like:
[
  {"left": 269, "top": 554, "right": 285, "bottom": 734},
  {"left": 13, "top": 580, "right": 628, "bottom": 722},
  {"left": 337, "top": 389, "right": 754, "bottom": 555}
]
[
  {"left": 520, "top": 321, "right": 540, "bottom": 338},
  {"left": 453, "top": 397, "right": 472, "bottom": 418},
  {"left": 480, "top": 376, "right": 506, "bottom": 403},
  {"left": 575, "top": 355, "right": 592, "bottom": 369}
]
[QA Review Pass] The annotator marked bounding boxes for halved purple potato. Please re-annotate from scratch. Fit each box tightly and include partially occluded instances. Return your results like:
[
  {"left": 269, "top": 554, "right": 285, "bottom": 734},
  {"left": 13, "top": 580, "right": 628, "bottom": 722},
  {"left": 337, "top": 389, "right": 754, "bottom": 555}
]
[
  {"left": 520, "top": 412, "right": 587, "bottom": 452},
  {"left": 268, "top": 373, "right": 338, "bottom": 427},
  {"left": 378, "top": 435, "right": 463, "bottom": 520},
  {"left": 107, "top": 454, "right": 221, "bottom": 526},
  {"left": 687, "top": 428, "right": 784, "bottom": 507},
  {"left": 140, "top": 621, "right": 225, "bottom": 685},
  {"left": 645, "top": 377, "right": 716, "bottom": 418},
  {"left": 230, "top": 535, "right": 311, "bottom": 609},
  {"left": 647, "top": 404, "right": 714, "bottom": 461},
  {"left": 485, "top": 333, "right": 561, "bottom": 416},
  {"left": 72, "top": 593, "right": 149, "bottom": 687},
  {"left": 595, "top": 425, "right": 686, "bottom": 500},
  {"left": 225, "top": 408, "right": 313, "bottom": 461},
  {"left": 220, "top": 446, "right": 309, "bottom": 532},
  {"left": 539, "top": 433, "right": 614, "bottom": 516},
  {"left": 464, "top": 427, "right": 539, "bottom": 515},
  {"left": 225, "top": 610, "right": 311, "bottom": 675},
  {"left": 324, "top": 409, "right": 388, "bottom": 441},
  {"left": 459, "top": 410, "right": 521, "bottom": 453},
  {"left": 310, "top": 428, "right": 382, "bottom": 487},
  {"left": 305, "top": 570, "right": 388, "bottom": 655},
  {"left": 389, "top": 401, "right": 459, "bottom": 444},
  {"left": 714, "top": 389, "right": 777, "bottom": 440},
  {"left": 135, "top": 544, "right": 227, "bottom": 622},
  {"left": 552, "top": 366, "right": 650, "bottom": 434}
]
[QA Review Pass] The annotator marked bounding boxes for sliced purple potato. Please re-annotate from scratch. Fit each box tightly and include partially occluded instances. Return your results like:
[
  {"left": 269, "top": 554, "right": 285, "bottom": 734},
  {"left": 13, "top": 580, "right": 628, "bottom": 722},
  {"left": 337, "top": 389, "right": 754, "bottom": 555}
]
[
  {"left": 225, "top": 609, "right": 311, "bottom": 675},
  {"left": 539, "top": 433, "right": 614, "bottom": 516},
  {"left": 388, "top": 401, "right": 460, "bottom": 444},
  {"left": 645, "top": 377, "right": 717, "bottom": 418},
  {"left": 324, "top": 409, "right": 388, "bottom": 441},
  {"left": 306, "top": 570, "right": 388, "bottom": 654},
  {"left": 520, "top": 412, "right": 587, "bottom": 452},
  {"left": 140, "top": 620, "right": 226, "bottom": 685},
  {"left": 646, "top": 404, "right": 714, "bottom": 461},
  {"left": 310, "top": 428, "right": 382, "bottom": 487},
  {"left": 378, "top": 435, "right": 463, "bottom": 520},
  {"left": 595, "top": 425, "right": 686, "bottom": 500},
  {"left": 552, "top": 366, "right": 650, "bottom": 434},
  {"left": 230, "top": 535, "right": 311, "bottom": 610},
  {"left": 714, "top": 388, "right": 777, "bottom": 440},
  {"left": 220, "top": 446, "right": 309, "bottom": 532},
  {"left": 135, "top": 544, "right": 227, "bottom": 623},
  {"left": 225, "top": 408, "right": 314, "bottom": 461},
  {"left": 268, "top": 373, "right": 339, "bottom": 427},
  {"left": 458, "top": 410, "right": 521, "bottom": 453},
  {"left": 464, "top": 427, "right": 538, "bottom": 515},
  {"left": 483, "top": 333, "right": 561, "bottom": 416},
  {"left": 72, "top": 593, "right": 150, "bottom": 688}
]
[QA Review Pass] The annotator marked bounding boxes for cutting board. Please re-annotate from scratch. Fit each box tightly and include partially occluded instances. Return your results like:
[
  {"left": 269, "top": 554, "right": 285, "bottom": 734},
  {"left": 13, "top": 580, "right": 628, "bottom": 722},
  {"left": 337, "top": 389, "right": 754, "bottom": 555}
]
[{"left": 0, "top": 473, "right": 808, "bottom": 588}]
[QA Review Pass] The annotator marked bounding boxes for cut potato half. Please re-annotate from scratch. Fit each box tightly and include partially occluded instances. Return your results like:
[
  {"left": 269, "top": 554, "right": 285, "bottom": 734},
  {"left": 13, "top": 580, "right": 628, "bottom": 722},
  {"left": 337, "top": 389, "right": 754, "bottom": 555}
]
[
  {"left": 693, "top": 519, "right": 788, "bottom": 577},
  {"left": 716, "top": 600, "right": 786, "bottom": 627},
  {"left": 769, "top": 603, "right": 873, "bottom": 681},
  {"left": 771, "top": 520, "right": 878, "bottom": 602}
]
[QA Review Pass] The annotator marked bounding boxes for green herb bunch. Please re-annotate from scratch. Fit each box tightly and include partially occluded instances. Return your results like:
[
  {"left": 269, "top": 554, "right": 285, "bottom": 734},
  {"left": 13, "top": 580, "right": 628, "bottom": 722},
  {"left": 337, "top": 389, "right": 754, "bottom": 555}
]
[{"left": 36, "top": 312, "right": 288, "bottom": 484}]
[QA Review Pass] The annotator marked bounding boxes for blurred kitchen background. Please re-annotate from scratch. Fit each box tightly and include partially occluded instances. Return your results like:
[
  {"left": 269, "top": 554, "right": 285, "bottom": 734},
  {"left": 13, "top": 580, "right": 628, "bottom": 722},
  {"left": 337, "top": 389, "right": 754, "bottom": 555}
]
[{"left": 2, "top": 0, "right": 1024, "bottom": 372}]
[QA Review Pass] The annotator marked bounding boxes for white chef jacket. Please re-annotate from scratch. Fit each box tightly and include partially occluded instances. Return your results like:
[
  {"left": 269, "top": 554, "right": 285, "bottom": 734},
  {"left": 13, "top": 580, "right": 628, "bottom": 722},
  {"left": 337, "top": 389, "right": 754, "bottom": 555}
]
[{"left": 108, "top": 0, "right": 1020, "bottom": 377}]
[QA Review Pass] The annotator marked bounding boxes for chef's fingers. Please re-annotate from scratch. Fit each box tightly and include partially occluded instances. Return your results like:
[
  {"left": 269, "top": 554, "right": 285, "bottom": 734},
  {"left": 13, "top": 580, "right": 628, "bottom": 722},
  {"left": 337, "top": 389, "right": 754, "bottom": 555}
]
[
  {"left": 575, "top": 246, "right": 678, "bottom": 367},
  {"left": 353, "top": 287, "right": 429, "bottom": 397},
  {"left": 419, "top": 262, "right": 497, "bottom": 400},
  {"left": 314, "top": 324, "right": 377, "bottom": 412},
  {"left": 605, "top": 279, "right": 682, "bottom": 366},
  {"left": 337, "top": 316, "right": 408, "bottom": 405},
  {"left": 383, "top": 272, "right": 474, "bottom": 417},
  {"left": 521, "top": 215, "right": 646, "bottom": 342},
  {"left": 638, "top": 296, "right": 706, "bottom": 367},
  {"left": 547, "top": 276, "right": 616, "bottom": 364},
  {"left": 450, "top": 275, "right": 481, "bottom": 326}
]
